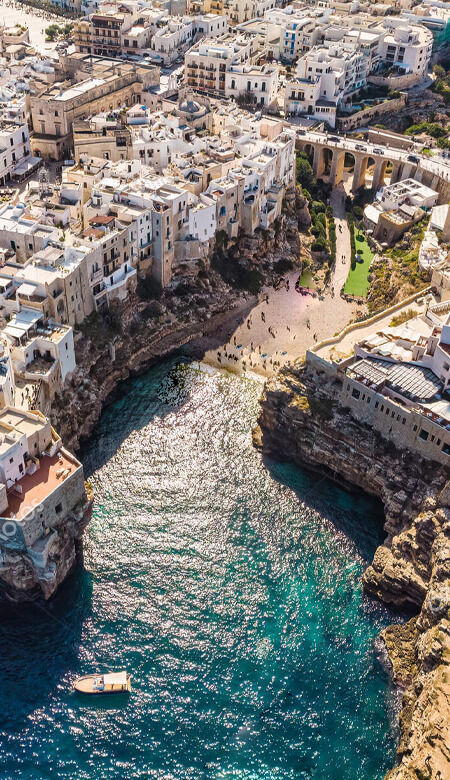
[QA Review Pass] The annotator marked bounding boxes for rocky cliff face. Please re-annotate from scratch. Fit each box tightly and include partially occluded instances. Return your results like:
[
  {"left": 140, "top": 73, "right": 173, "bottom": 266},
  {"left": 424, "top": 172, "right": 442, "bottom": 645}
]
[
  {"left": 254, "top": 361, "right": 450, "bottom": 780},
  {"left": 52, "top": 196, "right": 303, "bottom": 451},
  {"left": 0, "top": 486, "right": 92, "bottom": 602}
]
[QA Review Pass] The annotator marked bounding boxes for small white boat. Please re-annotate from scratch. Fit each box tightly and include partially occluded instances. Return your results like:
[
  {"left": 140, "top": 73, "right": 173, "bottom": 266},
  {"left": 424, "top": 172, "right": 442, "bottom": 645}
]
[{"left": 74, "top": 671, "right": 131, "bottom": 695}]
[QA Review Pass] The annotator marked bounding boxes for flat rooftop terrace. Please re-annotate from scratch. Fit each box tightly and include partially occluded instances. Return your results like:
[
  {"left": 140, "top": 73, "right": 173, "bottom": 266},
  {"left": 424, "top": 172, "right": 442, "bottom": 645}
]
[{"left": 5, "top": 450, "right": 80, "bottom": 522}]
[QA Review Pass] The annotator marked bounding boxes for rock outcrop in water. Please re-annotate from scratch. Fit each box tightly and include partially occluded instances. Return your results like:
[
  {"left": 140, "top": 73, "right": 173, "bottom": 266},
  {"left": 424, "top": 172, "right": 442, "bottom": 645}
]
[{"left": 253, "top": 361, "right": 450, "bottom": 780}]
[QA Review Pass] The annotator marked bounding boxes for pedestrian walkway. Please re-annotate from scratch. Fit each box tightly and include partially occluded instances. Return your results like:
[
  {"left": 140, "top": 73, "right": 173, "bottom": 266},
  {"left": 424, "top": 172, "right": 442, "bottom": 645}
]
[{"left": 330, "top": 187, "right": 351, "bottom": 295}]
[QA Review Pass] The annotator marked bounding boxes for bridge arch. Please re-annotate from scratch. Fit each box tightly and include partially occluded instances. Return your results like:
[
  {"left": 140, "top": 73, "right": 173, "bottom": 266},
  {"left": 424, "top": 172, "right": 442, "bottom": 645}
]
[
  {"left": 315, "top": 146, "right": 334, "bottom": 180},
  {"left": 303, "top": 143, "right": 314, "bottom": 163}
]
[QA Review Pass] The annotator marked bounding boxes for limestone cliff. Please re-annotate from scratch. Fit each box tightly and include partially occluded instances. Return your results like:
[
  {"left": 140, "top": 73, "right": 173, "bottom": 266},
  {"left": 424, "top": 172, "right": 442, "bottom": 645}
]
[
  {"left": 0, "top": 484, "right": 92, "bottom": 602},
  {"left": 254, "top": 361, "right": 450, "bottom": 780},
  {"left": 53, "top": 200, "right": 302, "bottom": 451}
]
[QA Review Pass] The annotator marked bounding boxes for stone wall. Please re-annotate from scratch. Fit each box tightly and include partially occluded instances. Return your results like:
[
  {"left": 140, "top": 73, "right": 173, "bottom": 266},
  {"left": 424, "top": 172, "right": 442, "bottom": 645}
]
[
  {"left": 16, "top": 461, "right": 86, "bottom": 548},
  {"left": 338, "top": 95, "right": 408, "bottom": 133},
  {"left": 368, "top": 72, "right": 423, "bottom": 90}
]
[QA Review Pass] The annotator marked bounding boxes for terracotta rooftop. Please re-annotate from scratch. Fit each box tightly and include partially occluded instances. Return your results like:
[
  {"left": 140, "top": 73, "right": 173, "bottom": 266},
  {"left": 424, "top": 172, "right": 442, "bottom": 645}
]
[
  {"left": 5, "top": 450, "right": 80, "bottom": 522},
  {"left": 89, "top": 215, "right": 115, "bottom": 225}
]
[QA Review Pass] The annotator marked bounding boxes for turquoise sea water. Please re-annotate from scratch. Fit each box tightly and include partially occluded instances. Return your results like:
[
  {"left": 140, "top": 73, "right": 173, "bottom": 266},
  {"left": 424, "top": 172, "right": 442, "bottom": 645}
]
[{"left": 0, "top": 359, "right": 399, "bottom": 780}]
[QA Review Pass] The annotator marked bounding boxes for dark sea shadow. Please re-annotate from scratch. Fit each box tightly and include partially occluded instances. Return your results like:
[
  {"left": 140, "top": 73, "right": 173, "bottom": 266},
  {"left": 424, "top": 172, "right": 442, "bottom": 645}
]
[
  {"left": 0, "top": 563, "right": 93, "bottom": 728},
  {"left": 80, "top": 355, "right": 198, "bottom": 476},
  {"left": 261, "top": 454, "right": 409, "bottom": 625},
  {"left": 261, "top": 453, "right": 386, "bottom": 563}
]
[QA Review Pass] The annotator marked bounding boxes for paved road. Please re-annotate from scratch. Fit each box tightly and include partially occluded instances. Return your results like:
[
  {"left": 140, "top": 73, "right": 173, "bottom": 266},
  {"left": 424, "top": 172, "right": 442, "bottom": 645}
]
[
  {"left": 297, "top": 128, "right": 450, "bottom": 182},
  {"left": 330, "top": 187, "right": 350, "bottom": 295},
  {"left": 314, "top": 292, "right": 434, "bottom": 361}
]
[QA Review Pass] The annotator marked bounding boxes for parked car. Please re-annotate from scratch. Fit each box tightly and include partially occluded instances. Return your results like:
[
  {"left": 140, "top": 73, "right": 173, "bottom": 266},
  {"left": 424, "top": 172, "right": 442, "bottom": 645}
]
[
  {"left": 407, "top": 154, "right": 419, "bottom": 164},
  {"left": 355, "top": 143, "right": 366, "bottom": 151},
  {"left": 329, "top": 135, "right": 340, "bottom": 142},
  {"left": 373, "top": 147, "right": 384, "bottom": 154}
]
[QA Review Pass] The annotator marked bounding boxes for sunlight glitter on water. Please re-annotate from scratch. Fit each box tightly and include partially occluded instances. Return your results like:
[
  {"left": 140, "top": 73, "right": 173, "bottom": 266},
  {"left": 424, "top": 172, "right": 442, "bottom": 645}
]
[{"left": 0, "top": 359, "right": 399, "bottom": 780}]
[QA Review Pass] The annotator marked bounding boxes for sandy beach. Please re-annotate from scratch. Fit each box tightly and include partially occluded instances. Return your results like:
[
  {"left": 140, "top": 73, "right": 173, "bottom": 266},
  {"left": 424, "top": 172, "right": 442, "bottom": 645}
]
[{"left": 187, "top": 269, "right": 358, "bottom": 378}]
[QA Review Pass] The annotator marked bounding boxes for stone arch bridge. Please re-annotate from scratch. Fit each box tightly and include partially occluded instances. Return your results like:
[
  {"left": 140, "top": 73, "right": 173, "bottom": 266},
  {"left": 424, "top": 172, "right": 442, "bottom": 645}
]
[{"left": 296, "top": 132, "right": 450, "bottom": 202}]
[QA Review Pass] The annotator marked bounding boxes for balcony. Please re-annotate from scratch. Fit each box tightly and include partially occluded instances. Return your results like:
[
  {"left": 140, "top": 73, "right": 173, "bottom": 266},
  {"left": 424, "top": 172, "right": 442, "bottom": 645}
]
[{"left": 90, "top": 267, "right": 103, "bottom": 284}]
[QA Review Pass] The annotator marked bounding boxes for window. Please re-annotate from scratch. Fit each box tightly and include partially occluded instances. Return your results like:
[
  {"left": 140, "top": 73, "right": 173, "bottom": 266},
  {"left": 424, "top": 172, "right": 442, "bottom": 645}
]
[
  {"left": 413, "top": 425, "right": 418, "bottom": 432},
  {"left": 419, "top": 429, "right": 429, "bottom": 441},
  {"left": 351, "top": 388, "right": 360, "bottom": 399},
  {"left": 375, "top": 401, "right": 379, "bottom": 408},
  {"left": 9, "top": 457, "right": 13, "bottom": 464},
  {"left": 442, "top": 443, "right": 450, "bottom": 456},
  {"left": 55, "top": 503, "right": 62, "bottom": 514}
]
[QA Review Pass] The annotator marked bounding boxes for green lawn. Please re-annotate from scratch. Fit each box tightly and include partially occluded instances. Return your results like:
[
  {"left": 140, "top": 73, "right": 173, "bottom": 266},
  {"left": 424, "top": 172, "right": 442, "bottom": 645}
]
[
  {"left": 344, "top": 232, "right": 374, "bottom": 297},
  {"left": 298, "top": 269, "right": 316, "bottom": 288}
]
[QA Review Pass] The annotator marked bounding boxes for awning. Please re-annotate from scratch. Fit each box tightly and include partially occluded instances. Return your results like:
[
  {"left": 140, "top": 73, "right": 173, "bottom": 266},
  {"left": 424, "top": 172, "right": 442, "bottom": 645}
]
[
  {"left": 4, "top": 309, "right": 41, "bottom": 339},
  {"left": 16, "top": 282, "right": 37, "bottom": 297},
  {"left": 12, "top": 156, "right": 42, "bottom": 179},
  {"left": 104, "top": 672, "right": 127, "bottom": 685}
]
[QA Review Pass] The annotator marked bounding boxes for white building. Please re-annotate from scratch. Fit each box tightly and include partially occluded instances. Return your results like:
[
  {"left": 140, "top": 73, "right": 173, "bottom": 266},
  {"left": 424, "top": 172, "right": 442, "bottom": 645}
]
[
  {"left": 185, "top": 35, "right": 255, "bottom": 95},
  {"left": 225, "top": 63, "right": 279, "bottom": 106},
  {"left": 4, "top": 308, "right": 76, "bottom": 390},
  {"left": 151, "top": 16, "right": 195, "bottom": 65},
  {"left": 379, "top": 20, "right": 432, "bottom": 78},
  {"left": 377, "top": 178, "right": 438, "bottom": 211},
  {"left": 0, "top": 122, "right": 31, "bottom": 186}
]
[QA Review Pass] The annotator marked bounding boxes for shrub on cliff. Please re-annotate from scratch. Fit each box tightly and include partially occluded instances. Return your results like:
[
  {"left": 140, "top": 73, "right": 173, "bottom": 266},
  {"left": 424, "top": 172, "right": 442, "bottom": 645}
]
[
  {"left": 211, "top": 241, "right": 264, "bottom": 294},
  {"left": 274, "top": 257, "right": 294, "bottom": 274}
]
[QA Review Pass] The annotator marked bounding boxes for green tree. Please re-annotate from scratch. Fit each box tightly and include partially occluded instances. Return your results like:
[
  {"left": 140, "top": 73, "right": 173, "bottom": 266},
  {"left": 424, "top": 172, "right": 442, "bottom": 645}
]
[{"left": 296, "top": 153, "right": 316, "bottom": 192}]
